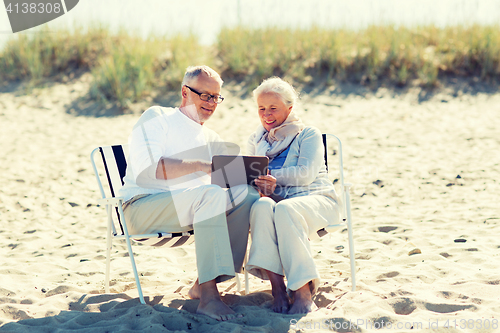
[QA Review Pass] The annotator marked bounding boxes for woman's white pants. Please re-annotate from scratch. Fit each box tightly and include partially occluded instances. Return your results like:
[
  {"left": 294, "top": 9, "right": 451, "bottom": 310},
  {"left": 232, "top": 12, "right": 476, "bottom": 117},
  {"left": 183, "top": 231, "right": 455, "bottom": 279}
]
[{"left": 246, "top": 195, "right": 339, "bottom": 293}]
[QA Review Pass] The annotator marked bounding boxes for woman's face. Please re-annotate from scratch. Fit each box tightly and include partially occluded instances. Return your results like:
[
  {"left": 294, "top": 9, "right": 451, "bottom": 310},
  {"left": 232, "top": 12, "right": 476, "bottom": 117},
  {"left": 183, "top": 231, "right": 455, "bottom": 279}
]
[{"left": 257, "top": 92, "right": 293, "bottom": 132}]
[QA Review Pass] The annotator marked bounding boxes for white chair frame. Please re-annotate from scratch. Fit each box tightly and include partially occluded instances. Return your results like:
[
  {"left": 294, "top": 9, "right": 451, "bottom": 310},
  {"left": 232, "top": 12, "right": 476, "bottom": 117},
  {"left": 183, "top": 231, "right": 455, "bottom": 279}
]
[
  {"left": 323, "top": 134, "right": 356, "bottom": 292},
  {"left": 90, "top": 145, "right": 197, "bottom": 305}
]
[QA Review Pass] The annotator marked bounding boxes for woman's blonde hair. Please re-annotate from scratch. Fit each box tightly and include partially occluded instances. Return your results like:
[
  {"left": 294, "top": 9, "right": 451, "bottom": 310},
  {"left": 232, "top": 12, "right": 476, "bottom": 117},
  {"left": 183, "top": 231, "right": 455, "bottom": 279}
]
[{"left": 253, "top": 77, "right": 299, "bottom": 107}]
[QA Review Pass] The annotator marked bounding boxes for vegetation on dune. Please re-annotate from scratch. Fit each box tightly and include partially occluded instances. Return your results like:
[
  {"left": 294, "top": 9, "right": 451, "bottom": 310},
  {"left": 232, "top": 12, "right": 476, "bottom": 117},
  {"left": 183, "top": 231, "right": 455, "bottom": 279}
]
[
  {"left": 0, "top": 25, "right": 499, "bottom": 108},
  {"left": 0, "top": 26, "right": 109, "bottom": 82},
  {"left": 90, "top": 32, "right": 212, "bottom": 107},
  {"left": 0, "top": 26, "right": 211, "bottom": 108},
  {"left": 218, "top": 25, "right": 500, "bottom": 88}
]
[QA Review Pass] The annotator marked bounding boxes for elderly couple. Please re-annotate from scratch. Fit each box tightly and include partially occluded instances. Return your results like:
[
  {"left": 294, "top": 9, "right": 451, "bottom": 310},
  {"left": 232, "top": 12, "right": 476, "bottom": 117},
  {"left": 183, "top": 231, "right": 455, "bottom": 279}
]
[{"left": 119, "top": 65, "right": 340, "bottom": 321}]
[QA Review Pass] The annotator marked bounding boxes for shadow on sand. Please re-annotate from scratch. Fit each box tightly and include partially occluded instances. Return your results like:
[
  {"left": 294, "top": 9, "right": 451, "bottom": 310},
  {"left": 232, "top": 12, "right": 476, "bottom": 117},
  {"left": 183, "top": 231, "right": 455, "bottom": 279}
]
[{"left": 0, "top": 292, "right": 313, "bottom": 332}]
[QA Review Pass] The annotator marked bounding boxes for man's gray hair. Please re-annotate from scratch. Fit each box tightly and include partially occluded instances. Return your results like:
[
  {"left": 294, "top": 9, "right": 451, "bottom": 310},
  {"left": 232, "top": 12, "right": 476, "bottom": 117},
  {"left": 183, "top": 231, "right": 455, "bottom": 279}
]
[
  {"left": 181, "top": 65, "right": 223, "bottom": 87},
  {"left": 252, "top": 77, "right": 298, "bottom": 107}
]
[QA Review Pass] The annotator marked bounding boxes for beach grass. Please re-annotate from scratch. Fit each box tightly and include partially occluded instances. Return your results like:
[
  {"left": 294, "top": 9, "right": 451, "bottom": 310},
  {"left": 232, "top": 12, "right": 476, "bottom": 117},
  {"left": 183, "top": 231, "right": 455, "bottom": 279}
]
[
  {"left": 0, "top": 25, "right": 110, "bottom": 83},
  {"left": 0, "top": 25, "right": 211, "bottom": 107},
  {"left": 218, "top": 25, "right": 500, "bottom": 88},
  {"left": 90, "top": 32, "right": 212, "bottom": 108},
  {"left": 1, "top": 25, "right": 499, "bottom": 107}
]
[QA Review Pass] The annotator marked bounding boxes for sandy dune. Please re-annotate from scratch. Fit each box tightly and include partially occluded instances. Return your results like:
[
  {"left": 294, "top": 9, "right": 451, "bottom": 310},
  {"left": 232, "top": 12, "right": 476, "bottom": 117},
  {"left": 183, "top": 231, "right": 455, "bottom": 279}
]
[{"left": 0, "top": 75, "right": 499, "bottom": 332}]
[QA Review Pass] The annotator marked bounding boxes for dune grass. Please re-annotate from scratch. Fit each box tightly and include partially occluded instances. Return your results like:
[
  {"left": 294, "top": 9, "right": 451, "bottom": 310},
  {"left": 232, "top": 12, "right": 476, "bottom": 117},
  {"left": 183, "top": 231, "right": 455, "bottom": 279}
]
[
  {"left": 0, "top": 25, "right": 211, "bottom": 107},
  {"left": 1, "top": 25, "right": 499, "bottom": 108},
  {"left": 0, "top": 26, "right": 110, "bottom": 83},
  {"left": 90, "top": 32, "right": 212, "bottom": 107},
  {"left": 217, "top": 25, "right": 500, "bottom": 88}
]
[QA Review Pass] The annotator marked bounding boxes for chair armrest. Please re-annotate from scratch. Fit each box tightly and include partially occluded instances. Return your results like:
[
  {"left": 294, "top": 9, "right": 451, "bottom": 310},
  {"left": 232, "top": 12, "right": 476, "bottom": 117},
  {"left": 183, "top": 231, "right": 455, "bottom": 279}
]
[
  {"left": 325, "top": 224, "right": 345, "bottom": 233},
  {"left": 97, "top": 197, "right": 124, "bottom": 207}
]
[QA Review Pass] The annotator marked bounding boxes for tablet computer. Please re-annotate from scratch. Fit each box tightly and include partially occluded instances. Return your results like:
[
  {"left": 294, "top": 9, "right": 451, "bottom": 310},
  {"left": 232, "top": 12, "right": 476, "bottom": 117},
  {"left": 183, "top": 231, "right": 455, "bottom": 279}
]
[{"left": 211, "top": 155, "right": 269, "bottom": 188}]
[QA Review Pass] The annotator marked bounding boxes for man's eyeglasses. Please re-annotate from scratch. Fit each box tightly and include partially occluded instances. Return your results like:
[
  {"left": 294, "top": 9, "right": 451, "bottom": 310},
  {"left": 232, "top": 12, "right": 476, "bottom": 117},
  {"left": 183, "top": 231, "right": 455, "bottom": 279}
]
[{"left": 185, "top": 85, "right": 224, "bottom": 104}]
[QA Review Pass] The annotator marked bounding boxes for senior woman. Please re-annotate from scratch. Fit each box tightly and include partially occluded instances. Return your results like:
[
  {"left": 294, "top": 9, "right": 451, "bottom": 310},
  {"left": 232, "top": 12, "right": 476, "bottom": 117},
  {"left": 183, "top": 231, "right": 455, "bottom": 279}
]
[{"left": 246, "top": 77, "right": 340, "bottom": 314}]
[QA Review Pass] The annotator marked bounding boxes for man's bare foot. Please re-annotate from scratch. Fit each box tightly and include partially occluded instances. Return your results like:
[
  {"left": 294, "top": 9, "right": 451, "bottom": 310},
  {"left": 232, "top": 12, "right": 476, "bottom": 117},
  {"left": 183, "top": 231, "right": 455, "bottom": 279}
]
[
  {"left": 188, "top": 279, "right": 200, "bottom": 299},
  {"left": 196, "top": 279, "right": 243, "bottom": 321},
  {"left": 266, "top": 270, "right": 291, "bottom": 313},
  {"left": 288, "top": 283, "right": 317, "bottom": 314},
  {"left": 197, "top": 298, "right": 241, "bottom": 321}
]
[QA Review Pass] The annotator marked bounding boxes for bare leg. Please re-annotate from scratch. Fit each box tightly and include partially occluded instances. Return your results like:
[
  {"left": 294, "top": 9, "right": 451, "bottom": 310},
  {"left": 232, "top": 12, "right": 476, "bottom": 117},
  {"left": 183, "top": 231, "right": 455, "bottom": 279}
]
[
  {"left": 188, "top": 278, "right": 200, "bottom": 299},
  {"left": 265, "top": 269, "right": 291, "bottom": 314},
  {"left": 288, "top": 282, "right": 317, "bottom": 314},
  {"left": 196, "top": 279, "right": 242, "bottom": 321}
]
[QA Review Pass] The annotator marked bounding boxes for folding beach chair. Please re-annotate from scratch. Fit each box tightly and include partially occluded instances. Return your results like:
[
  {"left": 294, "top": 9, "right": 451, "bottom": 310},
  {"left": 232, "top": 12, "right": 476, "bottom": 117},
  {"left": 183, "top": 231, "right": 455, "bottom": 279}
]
[
  {"left": 241, "top": 134, "right": 356, "bottom": 294},
  {"left": 320, "top": 134, "right": 356, "bottom": 291},
  {"left": 91, "top": 145, "right": 205, "bottom": 304}
]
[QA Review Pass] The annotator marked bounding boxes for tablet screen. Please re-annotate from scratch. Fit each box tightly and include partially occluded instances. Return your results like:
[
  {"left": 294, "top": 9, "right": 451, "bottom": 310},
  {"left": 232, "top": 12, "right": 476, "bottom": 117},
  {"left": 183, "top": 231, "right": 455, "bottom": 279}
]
[{"left": 211, "top": 155, "right": 269, "bottom": 188}]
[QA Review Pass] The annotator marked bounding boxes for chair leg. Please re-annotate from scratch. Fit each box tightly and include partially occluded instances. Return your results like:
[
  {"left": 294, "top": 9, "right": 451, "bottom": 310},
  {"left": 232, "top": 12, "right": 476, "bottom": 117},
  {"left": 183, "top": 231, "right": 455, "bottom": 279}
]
[
  {"left": 105, "top": 206, "right": 112, "bottom": 294},
  {"left": 235, "top": 274, "right": 241, "bottom": 293},
  {"left": 244, "top": 247, "right": 249, "bottom": 295},
  {"left": 235, "top": 243, "right": 250, "bottom": 295},
  {"left": 344, "top": 185, "right": 356, "bottom": 291},
  {"left": 117, "top": 205, "right": 146, "bottom": 304}
]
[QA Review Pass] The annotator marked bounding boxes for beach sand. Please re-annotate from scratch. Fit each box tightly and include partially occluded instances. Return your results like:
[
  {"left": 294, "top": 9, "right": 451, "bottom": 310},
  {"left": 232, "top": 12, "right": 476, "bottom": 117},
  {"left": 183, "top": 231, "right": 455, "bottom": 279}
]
[{"left": 0, "top": 75, "right": 499, "bottom": 332}]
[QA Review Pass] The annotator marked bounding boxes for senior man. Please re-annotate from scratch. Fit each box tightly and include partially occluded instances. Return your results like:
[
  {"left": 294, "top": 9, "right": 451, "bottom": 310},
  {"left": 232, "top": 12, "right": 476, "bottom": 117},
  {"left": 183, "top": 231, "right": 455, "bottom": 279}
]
[{"left": 119, "top": 65, "right": 259, "bottom": 320}]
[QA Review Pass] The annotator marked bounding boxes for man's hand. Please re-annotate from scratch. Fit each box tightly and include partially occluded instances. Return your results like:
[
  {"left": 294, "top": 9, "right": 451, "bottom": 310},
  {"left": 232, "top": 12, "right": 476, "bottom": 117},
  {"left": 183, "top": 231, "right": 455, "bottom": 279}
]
[
  {"left": 156, "top": 158, "right": 211, "bottom": 180},
  {"left": 197, "top": 161, "right": 212, "bottom": 175},
  {"left": 254, "top": 173, "right": 277, "bottom": 197}
]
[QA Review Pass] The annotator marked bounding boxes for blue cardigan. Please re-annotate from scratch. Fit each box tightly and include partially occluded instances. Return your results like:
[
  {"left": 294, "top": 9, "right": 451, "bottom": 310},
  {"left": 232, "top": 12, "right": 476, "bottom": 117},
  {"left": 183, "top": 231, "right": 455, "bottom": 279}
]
[{"left": 248, "top": 126, "right": 339, "bottom": 202}]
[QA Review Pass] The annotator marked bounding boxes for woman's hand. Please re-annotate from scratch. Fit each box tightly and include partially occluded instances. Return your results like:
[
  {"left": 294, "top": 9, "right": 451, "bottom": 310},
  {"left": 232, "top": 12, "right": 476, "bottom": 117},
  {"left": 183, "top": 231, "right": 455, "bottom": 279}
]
[{"left": 254, "top": 173, "right": 277, "bottom": 197}]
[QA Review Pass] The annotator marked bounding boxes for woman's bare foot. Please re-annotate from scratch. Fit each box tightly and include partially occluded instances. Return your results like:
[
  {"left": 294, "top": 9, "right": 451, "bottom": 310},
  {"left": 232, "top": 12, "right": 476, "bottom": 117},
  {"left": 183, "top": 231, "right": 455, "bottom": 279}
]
[
  {"left": 188, "top": 279, "right": 200, "bottom": 299},
  {"left": 288, "top": 283, "right": 317, "bottom": 314},
  {"left": 266, "top": 270, "right": 291, "bottom": 313},
  {"left": 272, "top": 291, "right": 291, "bottom": 314},
  {"left": 196, "top": 279, "right": 243, "bottom": 321}
]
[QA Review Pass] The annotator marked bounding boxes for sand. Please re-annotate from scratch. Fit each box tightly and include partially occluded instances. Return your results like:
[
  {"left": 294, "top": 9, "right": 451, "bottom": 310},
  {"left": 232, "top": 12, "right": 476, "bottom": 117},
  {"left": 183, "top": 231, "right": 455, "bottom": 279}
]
[{"left": 0, "top": 75, "right": 499, "bottom": 332}]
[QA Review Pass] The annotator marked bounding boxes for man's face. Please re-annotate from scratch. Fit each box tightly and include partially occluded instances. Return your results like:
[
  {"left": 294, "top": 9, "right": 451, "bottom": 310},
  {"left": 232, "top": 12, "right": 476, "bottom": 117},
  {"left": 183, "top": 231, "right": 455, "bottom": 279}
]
[{"left": 181, "top": 73, "right": 222, "bottom": 125}]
